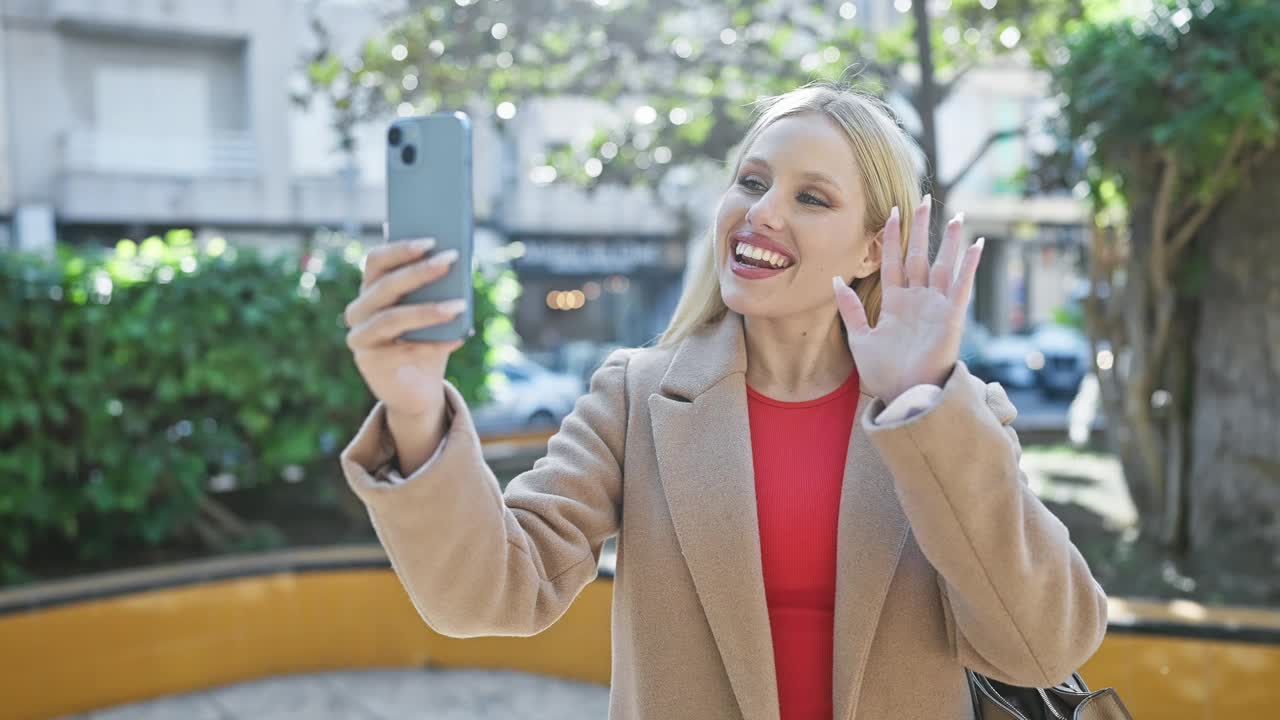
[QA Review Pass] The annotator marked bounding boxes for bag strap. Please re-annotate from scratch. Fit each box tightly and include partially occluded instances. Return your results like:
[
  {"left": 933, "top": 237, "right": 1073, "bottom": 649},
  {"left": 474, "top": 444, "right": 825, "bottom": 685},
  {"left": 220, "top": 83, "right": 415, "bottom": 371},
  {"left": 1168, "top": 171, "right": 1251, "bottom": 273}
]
[{"left": 969, "top": 669, "right": 1133, "bottom": 720}]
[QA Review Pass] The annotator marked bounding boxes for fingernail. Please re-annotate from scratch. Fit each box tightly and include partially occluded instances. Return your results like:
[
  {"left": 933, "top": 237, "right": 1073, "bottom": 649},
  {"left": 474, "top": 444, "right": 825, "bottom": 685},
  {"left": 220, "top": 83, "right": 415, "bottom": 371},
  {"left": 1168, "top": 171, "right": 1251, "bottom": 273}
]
[
  {"left": 921, "top": 193, "right": 932, "bottom": 207},
  {"left": 889, "top": 206, "right": 899, "bottom": 220},
  {"left": 438, "top": 299, "right": 467, "bottom": 314},
  {"left": 832, "top": 275, "right": 845, "bottom": 294},
  {"left": 413, "top": 238, "right": 437, "bottom": 251},
  {"left": 974, "top": 237, "right": 986, "bottom": 250},
  {"left": 427, "top": 248, "right": 459, "bottom": 265},
  {"left": 952, "top": 212, "right": 965, "bottom": 225}
]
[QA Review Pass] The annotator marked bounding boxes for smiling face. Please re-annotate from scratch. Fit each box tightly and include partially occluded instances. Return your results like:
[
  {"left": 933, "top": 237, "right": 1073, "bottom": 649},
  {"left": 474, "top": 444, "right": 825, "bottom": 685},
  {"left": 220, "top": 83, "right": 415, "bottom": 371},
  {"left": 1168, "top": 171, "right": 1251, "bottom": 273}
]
[{"left": 715, "top": 112, "right": 882, "bottom": 322}]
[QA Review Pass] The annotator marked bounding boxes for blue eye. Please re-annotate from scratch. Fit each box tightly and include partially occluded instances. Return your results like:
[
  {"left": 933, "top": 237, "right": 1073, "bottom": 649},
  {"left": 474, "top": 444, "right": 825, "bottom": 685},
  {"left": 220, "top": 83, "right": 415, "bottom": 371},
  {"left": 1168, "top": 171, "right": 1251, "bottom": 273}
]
[{"left": 736, "top": 175, "right": 828, "bottom": 207}]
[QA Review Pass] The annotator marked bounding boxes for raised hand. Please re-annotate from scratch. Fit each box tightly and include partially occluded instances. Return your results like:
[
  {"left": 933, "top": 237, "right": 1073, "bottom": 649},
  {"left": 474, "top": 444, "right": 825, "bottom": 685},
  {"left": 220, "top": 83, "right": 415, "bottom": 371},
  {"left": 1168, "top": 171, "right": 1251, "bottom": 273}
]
[
  {"left": 832, "top": 195, "right": 984, "bottom": 405},
  {"left": 344, "top": 234, "right": 467, "bottom": 420}
]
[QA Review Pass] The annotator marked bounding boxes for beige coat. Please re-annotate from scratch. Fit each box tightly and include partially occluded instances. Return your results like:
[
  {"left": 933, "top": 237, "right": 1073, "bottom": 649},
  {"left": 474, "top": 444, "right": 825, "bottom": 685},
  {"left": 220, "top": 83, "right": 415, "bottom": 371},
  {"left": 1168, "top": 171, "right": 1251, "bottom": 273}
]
[{"left": 340, "top": 310, "right": 1108, "bottom": 720}]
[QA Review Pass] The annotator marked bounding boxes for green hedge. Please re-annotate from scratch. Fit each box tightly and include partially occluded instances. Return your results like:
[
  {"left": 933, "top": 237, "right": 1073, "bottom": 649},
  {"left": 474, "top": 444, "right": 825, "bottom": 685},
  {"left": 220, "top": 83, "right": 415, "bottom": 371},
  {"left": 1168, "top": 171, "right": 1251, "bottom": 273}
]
[{"left": 0, "top": 230, "right": 519, "bottom": 585}]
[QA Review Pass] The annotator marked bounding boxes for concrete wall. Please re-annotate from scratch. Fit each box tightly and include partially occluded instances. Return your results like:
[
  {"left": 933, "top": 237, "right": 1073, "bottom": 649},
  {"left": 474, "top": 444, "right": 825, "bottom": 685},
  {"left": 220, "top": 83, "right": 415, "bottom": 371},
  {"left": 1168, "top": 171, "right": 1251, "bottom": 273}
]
[
  {"left": 61, "top": 31, "right": 248, "bottom": 133},
  {"left": 935, "top": 63, "right": 1049, "bottom": 199},
  {"left": 0, "top": 8, "right": 11, "bottom": 220},
  {"left": 506, "top": 97, "right": 677, "bottom": 236},
  {"left": 0, "top": 0, "right": 296, "bottom": 227},
  {"left": 2, "top": 3, "right": 70, "bottom": 208},
  {"left": 0, "top": 0, "right": 505, "bottom": 237}
]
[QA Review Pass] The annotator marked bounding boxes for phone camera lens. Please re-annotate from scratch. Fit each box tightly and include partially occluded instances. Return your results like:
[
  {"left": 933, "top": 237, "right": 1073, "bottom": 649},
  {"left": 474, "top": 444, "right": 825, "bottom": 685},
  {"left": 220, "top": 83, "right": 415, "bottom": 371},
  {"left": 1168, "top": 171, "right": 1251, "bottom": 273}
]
[
  {"left": 401, "top": 145, "right": 416, "bottom": 164},
  {"left": 388, "top": 126, "right": 402, "bottom": 146}
]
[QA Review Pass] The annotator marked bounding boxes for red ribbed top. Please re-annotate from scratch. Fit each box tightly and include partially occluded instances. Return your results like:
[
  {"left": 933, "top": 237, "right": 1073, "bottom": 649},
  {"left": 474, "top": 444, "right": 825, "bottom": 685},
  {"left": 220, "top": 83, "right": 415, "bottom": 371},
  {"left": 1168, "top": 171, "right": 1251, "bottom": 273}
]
[{"left": 746, "top": 366, "right": 861, "bottom": 720}]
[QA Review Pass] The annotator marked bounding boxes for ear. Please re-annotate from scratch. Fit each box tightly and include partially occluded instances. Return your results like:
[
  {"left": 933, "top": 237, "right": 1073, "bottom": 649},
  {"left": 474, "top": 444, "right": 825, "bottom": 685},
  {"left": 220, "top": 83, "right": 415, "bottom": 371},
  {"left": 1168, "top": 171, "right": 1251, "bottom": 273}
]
[{"left": 850, "top": 230, "right": 883, "bottom": 280}]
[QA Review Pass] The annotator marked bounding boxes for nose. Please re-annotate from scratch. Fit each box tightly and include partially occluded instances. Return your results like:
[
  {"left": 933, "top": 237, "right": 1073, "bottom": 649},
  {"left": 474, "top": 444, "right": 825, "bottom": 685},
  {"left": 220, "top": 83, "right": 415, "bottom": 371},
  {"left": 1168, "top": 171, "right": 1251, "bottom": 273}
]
[{"left": 744, "top": 187, "right": 785, "bottom": 232}]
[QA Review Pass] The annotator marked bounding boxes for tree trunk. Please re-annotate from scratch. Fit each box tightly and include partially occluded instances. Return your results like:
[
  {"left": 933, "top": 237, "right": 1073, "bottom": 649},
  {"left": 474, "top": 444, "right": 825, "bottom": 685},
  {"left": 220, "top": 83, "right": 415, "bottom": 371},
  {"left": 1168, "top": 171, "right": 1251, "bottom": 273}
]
[
  {"left": 911, "top": 0, "right": 939, "bottom": 181},
  {"left": 1091, "top": 180, "right": 1199, "bottom": 548},
  {"left": 1111, "top": 193, "right": 1163, "bottom": 528},
  {"left": 1187, "top": 150, "right": 1280, "bottom": 567},
  {"left": 909, "top": 0, "right": 952, "bottom": 247}
]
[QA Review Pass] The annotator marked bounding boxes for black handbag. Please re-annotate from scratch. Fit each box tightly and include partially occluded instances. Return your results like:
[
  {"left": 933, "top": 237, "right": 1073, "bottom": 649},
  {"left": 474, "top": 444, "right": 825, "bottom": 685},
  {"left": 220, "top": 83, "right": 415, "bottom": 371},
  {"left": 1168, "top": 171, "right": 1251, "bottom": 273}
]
[{"left": 967, "top": 669, "right": 1133, "bottom": 719}]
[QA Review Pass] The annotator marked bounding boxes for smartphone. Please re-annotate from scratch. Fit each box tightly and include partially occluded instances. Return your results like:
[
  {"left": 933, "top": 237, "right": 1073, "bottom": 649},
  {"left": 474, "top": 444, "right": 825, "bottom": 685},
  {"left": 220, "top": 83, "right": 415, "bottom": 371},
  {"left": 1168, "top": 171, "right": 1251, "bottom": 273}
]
[{"left": 385, "top": 111, "right": 475, "bottom": 342}]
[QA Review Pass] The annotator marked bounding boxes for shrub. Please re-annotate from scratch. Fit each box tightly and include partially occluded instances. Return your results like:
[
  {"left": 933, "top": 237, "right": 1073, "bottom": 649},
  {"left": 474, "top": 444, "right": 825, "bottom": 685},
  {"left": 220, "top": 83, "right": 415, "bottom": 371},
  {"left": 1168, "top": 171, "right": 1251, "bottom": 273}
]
[{"left": 0, "top": 230, "right": 519, "bottom": 585}]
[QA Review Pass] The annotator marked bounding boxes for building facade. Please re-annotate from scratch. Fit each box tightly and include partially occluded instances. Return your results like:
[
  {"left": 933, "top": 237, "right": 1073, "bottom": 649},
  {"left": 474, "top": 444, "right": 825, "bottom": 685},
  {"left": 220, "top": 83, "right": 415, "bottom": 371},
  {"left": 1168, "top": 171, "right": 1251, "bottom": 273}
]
[
  {"left": 0, "top": 0, "right": 490, "bottom": 249},
  {"left": 0, "top": 0, "right": 1087, "bottom": 357},
  {"left": 3, "top": 0, "right": 308, "bottom": 254},
  {"left": 0, "top": 0, "right": 683, "bottom": 355}
]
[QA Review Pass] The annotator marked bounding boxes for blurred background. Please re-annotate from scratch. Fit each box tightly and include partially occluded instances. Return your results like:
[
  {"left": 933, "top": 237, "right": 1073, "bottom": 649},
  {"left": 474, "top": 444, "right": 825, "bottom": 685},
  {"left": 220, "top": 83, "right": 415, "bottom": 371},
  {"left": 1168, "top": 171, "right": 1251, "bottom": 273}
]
[{"left": 1, "top": 0, "right": 1278, "bottom": 718}]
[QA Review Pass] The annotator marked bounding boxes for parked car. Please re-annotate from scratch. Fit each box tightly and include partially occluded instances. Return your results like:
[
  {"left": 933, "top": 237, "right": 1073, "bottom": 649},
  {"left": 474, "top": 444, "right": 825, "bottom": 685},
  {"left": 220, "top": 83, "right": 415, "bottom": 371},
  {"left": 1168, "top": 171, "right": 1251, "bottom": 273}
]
[
  {"left": 1026, "top": 323, "right": 1092, "bottom": 399},
  {"left": 470, "top": 357, "right": 587, "bottom": 435},
  {"left": 555, "top": 340, "right": 626, "bottom": 386},
  {"left": 962, "top": 322, "right": 1038, "bottom": 389}
]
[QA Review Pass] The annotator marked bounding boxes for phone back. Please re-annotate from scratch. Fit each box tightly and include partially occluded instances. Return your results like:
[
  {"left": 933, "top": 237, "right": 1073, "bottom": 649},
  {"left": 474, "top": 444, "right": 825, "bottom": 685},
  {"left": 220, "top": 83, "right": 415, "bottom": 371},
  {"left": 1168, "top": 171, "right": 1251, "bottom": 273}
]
[{"left": 385, "top": 112, "right": 474, "bottom": 342}]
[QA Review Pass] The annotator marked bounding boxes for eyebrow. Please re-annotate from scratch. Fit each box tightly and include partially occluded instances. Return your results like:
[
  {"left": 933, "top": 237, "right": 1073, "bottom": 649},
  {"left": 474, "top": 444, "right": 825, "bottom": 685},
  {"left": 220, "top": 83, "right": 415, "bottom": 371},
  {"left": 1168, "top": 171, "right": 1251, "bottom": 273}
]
[{"left": 741, "top": 155, "right": 842, "bottom": 191}]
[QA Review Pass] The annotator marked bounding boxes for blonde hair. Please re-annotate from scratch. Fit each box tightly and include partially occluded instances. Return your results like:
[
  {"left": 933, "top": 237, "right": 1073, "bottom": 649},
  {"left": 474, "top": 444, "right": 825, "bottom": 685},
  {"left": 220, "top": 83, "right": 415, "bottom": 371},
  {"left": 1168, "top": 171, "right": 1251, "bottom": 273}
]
[{"left": 655, "top": 81, "right": 923, "bottom": 349}]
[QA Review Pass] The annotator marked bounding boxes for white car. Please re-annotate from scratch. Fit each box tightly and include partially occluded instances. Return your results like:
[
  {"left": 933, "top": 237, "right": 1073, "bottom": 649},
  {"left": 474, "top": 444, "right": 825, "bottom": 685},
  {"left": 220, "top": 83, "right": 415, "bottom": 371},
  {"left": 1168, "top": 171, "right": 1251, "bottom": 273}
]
[{"left": 470, "top": 358, "right": 587, "bottom": 435}]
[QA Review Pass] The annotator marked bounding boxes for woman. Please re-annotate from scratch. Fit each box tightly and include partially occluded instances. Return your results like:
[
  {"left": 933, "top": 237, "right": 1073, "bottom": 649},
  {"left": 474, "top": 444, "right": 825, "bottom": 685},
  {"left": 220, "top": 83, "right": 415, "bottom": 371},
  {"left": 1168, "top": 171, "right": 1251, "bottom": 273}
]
[{"left": 339, "top": 82, "right": 1108, "bottom": 720}]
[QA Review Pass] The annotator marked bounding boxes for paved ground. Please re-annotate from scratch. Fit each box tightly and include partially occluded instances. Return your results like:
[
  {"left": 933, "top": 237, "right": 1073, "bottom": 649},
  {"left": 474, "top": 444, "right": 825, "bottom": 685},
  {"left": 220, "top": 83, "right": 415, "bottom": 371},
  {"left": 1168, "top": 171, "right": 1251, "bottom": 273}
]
[
  {"left": 1020, "top": 444, "right": 1136, "bottom": 529},
  {"left": 63, "top": 668, "right": 610, "bottom": 720}
]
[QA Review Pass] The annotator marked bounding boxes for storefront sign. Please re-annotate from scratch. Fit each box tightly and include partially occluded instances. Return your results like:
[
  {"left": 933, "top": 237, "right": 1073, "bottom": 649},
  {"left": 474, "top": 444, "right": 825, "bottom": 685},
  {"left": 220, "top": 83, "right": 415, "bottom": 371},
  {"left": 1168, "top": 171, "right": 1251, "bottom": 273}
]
[{"left": 514, "top": 237, "right": 675, "bottom": 274}]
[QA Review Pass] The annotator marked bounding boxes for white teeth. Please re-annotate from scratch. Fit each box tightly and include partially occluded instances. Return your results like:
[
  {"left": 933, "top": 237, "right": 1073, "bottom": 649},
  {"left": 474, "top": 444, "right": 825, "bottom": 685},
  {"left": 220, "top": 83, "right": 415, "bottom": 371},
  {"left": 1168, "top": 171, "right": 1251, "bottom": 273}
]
[{"left": 735, "top": 241, "right": 791, "bottom": 268}]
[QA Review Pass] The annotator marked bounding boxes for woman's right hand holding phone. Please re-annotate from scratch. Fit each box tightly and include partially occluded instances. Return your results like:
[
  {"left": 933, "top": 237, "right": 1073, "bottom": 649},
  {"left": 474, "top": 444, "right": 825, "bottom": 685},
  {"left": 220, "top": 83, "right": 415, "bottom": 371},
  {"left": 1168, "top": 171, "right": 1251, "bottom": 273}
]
[{"left": 344, "top": 237, "right": 466, "bottom": 424}]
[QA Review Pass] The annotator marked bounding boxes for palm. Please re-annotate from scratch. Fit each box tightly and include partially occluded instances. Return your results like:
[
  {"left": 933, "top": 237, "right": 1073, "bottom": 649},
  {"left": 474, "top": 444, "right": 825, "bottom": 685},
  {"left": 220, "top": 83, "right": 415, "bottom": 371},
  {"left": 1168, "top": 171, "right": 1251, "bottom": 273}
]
[{"left": 833, "top": 199, "right": 984, "bottom": 404}]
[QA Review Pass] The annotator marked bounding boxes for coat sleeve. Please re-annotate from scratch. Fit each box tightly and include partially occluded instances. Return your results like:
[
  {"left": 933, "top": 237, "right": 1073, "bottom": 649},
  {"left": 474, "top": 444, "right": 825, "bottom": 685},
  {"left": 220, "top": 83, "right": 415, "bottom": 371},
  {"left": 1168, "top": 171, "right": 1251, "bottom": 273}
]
[
  {"left": 862, "top": 361, "right": 1108, "bottom": 687},
  {"left": 338, "top": 348, "right": 633, "bottom": 638}
]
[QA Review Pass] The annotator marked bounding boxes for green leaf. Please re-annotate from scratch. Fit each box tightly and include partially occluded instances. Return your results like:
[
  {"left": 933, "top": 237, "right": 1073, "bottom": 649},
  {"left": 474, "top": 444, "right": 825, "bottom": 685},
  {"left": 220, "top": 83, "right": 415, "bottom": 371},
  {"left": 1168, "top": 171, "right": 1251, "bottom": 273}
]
[{"left": 308, "top": 55, "right": 343, "bottom": 86}]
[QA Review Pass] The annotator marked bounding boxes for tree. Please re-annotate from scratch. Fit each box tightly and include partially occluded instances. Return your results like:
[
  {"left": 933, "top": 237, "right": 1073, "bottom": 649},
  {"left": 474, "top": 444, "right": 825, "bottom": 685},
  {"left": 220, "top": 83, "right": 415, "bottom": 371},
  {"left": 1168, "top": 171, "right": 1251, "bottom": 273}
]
[
  {"left": 1043, "top": 0, "right": 1280, "bottom": 566},
  {"left": 297, "top": 0, "right": 1082, "bottom": 241}
]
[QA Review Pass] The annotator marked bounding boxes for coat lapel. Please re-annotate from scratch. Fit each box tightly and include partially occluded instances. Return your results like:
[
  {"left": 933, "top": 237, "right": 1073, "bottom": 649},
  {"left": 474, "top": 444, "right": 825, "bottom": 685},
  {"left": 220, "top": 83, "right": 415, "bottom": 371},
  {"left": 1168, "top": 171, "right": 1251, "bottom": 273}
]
[
  {"left": 648, "top": 311, "right": 910, "bottom": 720},
  {"left": 649, "top": 310, "right": 779, "bottom": 720},
  {"left": 832, "top": 395, "right": 911, "bottom": 720}
]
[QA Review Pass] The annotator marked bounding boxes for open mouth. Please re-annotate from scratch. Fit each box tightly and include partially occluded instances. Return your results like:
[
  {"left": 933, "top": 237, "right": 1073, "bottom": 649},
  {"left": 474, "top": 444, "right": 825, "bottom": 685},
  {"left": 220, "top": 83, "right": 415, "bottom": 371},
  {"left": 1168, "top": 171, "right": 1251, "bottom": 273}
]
[{"left": 731, "top": 242, "right": 794, "bottom": 270}]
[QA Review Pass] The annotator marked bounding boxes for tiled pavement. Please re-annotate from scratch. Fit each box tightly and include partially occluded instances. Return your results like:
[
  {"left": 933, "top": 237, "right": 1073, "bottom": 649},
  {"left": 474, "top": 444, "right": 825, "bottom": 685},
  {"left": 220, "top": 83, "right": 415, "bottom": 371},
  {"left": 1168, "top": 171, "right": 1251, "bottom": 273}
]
[{"left": 62, "top": 668, "right": 610, "bottom": 720}]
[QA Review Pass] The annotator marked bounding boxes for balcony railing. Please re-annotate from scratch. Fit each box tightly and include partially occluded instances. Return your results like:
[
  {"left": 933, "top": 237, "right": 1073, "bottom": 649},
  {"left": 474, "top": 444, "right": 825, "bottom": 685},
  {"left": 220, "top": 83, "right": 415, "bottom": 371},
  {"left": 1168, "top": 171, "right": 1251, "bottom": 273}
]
[{"left": 60, "top": 129, "right": 258, "bottom": 177}]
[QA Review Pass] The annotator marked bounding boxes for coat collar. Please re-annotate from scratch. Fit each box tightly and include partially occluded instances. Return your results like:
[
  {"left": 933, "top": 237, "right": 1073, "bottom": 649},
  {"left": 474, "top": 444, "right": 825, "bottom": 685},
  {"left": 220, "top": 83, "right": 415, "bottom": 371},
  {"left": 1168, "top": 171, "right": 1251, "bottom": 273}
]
[
  {"left": 656, "top": 308, "right": 876, "bottom": 402},
  {"left": 648, "top": 310, "right": 910, "bottom": 720}
]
